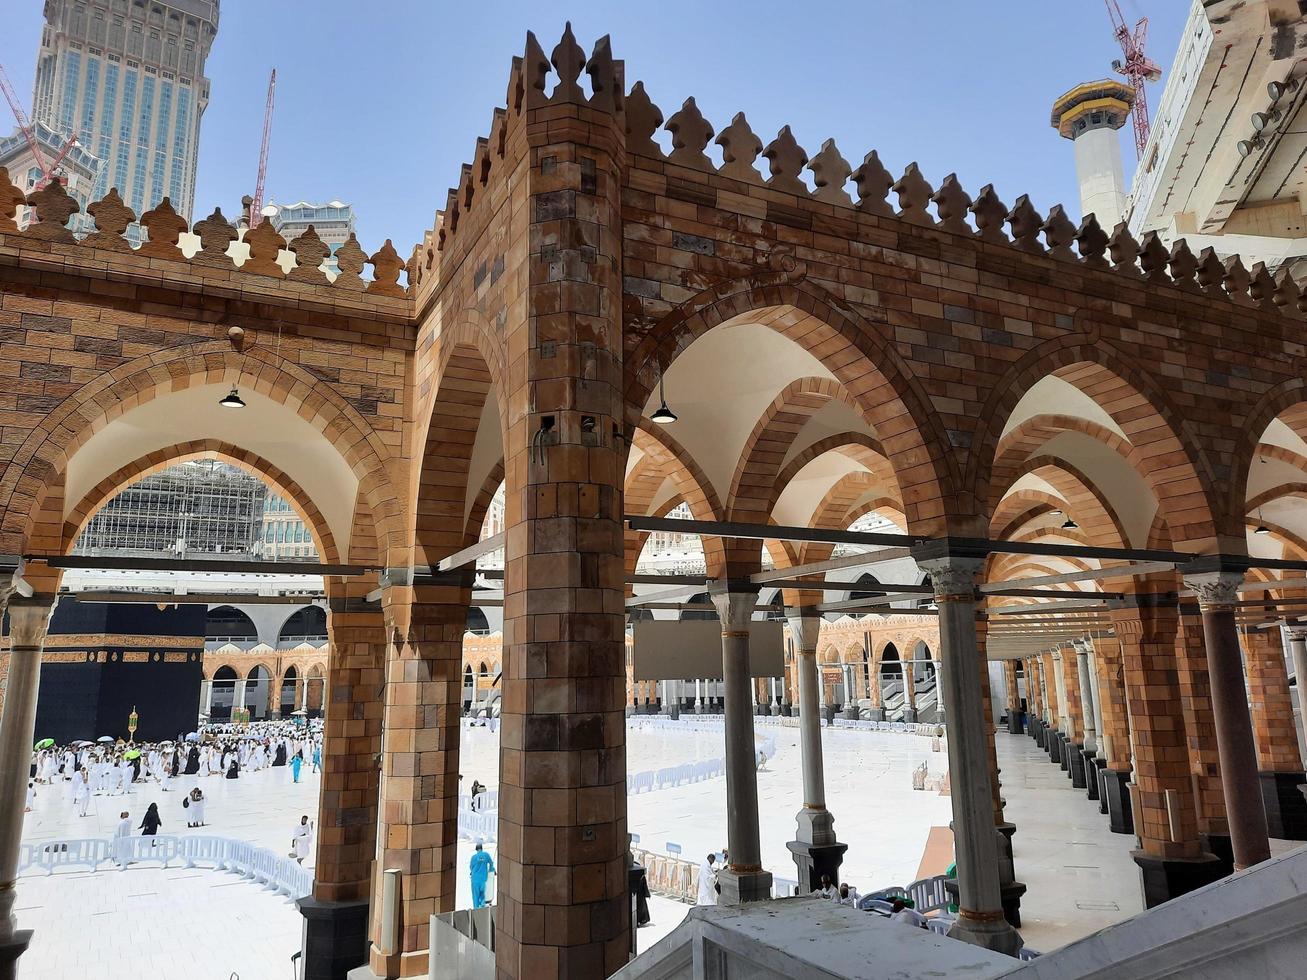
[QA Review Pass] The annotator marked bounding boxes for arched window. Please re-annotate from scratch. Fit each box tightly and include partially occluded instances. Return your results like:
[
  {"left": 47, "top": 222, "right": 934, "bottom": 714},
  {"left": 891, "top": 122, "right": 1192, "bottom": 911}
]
[
  {"left": 467, "top": 606, "right": 490, "bottom": 633},
  {"left": 205, "top": 606, "right": 256, "bottom": 641},
  {"left": 280, "top": 605, "right": 327, "bottom": 643}
]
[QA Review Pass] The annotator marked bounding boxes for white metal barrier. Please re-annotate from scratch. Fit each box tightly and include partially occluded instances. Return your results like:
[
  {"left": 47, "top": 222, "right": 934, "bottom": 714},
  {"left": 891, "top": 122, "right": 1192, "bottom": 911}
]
[{"left": 17, "top": 834, "right": 312, "bottom": 900}]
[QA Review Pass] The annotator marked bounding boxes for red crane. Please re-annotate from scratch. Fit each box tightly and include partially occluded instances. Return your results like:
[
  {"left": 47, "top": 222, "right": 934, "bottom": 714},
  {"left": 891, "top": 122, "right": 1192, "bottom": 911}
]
[
  {"left": 247, "top": 68, "right": 276, "bottom": 228},
  {"left": 0, "top": 60, "right": 78, "bottom": 191},
  {"left": 1105, "top": 0, "right": 1163, "bottom": 159}
]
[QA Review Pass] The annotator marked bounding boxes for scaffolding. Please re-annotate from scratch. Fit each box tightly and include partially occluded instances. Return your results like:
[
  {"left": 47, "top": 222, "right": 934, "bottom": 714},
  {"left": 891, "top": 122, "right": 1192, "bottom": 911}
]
[{"left": 75, "top": 459, "right": 272, "bottom": 558}]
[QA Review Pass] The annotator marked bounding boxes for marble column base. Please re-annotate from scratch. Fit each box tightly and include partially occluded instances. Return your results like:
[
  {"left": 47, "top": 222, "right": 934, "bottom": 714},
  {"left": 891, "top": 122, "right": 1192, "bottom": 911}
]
[
  {"left": 1096, "top": 759, "right": 1110, "bottom": 814},
  {"left": 945, "top": 913, "right": 1024, "bottom": 958},
  {"left": 1131, "top": 849, "right": 1225, "bottom": 909},
  {"left": 1067, "top": 742, "right": 1086, "bottom": 788},
  {"left": 780, "top": 705, "right": 793, "bottom": 717},
  {"left": 865, "top": 707, "right": 885, "bottom": 721},
  {"left": 1202, "top": 833, "right": 1234, "bottom": 877},
  {"left": 1046, "top": 731, "right": 1063, "bottom": 766},
  {"left": 1031, "top": 717, "right": 1044, "bottom": 746},
  {"left": 839, "top": 705, "right": 861, "bottom": 720},
  {"left": 667, "top": 703, "right": 680, "bottom": 720},
  {"left": 901, "top": 707, "right": 917, "bottom": 723},
  {"left": 994, "top": 823, "right": 1025, "bottom": 928},
  {"left": 298, "top": 896, "right": 370, "bottom": 980},
  {"left": 0, "top": 930, "right": 33, "bottom": 980},
  {"left": 1082, "top": 751, "right": 1101, "bottom": 800},
  {"left": 1058, "top": 734, "right": 1071, "bottom": 772},
  {"left": 1007, "top": 711, "right": 1024, "bottom": 735},
  {"left": 786, "top": 840, "right": 848, "bottom": 894},
  {"left": 1260, "top": 771, "right": 1307, "bottom": 840},
  {"left": 716, "top": 866, "right": 774, "bottom": 904},
  {"left": 1102, "top": 768, "right": 1134, "bottom": 835},
  {"left": 821, "top": 705, "right": 837, "bottom": 723}
]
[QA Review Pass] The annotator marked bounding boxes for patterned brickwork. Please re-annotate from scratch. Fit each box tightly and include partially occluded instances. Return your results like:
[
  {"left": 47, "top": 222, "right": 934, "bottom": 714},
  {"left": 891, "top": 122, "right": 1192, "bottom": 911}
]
[
  {"left": 1091, "top": 637, "right": 1132, "bottom": 770},
  {"left": 1242, "top": 627, "right": 1301, "bottom": 773},
  {"left": 1110, "top": 598, "right": 1202, "bottom": 859}
]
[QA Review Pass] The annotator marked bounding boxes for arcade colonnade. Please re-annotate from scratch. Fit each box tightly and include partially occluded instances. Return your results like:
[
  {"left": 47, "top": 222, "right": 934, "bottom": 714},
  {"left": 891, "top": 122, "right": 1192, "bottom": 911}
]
[{"left": 4, "top": 24, "right": 1307, "bottom": 979}]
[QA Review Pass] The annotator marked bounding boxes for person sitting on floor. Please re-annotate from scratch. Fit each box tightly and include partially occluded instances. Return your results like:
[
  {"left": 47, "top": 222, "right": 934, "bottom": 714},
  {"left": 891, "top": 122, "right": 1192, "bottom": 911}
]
[
  {"left": 889, "top": 897, "right": 926, "bottom": 928},
  {"left": 812, "top": 874, "right": 837, "bottom": 900}
]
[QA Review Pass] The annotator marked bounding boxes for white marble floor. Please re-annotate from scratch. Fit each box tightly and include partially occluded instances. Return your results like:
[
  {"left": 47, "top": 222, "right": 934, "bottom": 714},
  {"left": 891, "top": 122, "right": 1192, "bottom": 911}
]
[{"left": 14, "top": 721, "right": 1183, "bottom": 976}]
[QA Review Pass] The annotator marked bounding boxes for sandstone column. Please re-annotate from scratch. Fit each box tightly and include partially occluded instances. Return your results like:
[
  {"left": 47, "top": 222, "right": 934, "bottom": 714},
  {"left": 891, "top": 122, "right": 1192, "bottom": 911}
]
[
  {"left": 1108, "top": 594, "right": 1222, "bottom": 906},
  {"left": 902, "top": 655, "right": 918, "bottom": 722},
  {"left": 785, "top": 613, "right": 845, "bottom": 891},
  {"left": 710, "top": 587, "right": 772, "bottom": 903},
  {"left": 1182, "top": 567, "right": 1271, "bottom": 870},
  {"left": 496, "top": 64, "right": 631, "bottom": 977},
  {"left": 1092, "top": 635, "right": 1132, "bottom": 825},
  {"left": 300, "top": 575, "right": 385, "bottom": 979},
  {"left": 1073, "top": 639, "right": 1099, "bottom": 799},
  {"left": 1004, "top": 661, "right": 1023, "bottom": 734},
  {"left": 915, "top": 550, "right": 1022, "bottom": 956},
  {"left": 365, "top": 577, "right": 468, "bottom": 978},
  {"left": 1287, "top": 629, "right": 1307, "bottom": 764},
  {"left": 1241, "top": 626, "right": 1307, "bottom": 840},
  {"left": 0, "top": 593, "right": 54, "bottom": 978}
]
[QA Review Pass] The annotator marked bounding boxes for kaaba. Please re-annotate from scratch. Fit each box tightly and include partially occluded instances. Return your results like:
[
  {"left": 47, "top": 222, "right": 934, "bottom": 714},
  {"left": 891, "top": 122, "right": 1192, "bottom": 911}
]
[{"left": 30, "top": 598, "right": 206, "bottom": 744}]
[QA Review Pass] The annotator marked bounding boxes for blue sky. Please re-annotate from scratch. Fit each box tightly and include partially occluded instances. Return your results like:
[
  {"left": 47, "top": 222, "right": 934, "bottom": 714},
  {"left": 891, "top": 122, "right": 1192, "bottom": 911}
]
[{"left": 2, "top": 0, "right": 1186, "bottom": 254}]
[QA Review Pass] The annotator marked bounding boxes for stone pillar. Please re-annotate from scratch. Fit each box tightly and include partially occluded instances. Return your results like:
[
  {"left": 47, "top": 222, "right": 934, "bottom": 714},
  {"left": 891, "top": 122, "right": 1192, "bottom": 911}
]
[
  {"left": 1241, "top": 626, "right": 1307, "bottom": 840},
  {"left": 233, "top": 678, "right": 247, "bottom": 715},
  {"left": 1174, "top": 605, "right": 1231, "bottom": 868},
  {"left": 1288, "top": 630, "right": 1307, "bottom": 763},
  {"left": 361, "top": 577, "right": 467, "bottom": 979},
  {"left": 902, "top": 655, "right": 918, "bottom": 722},
  {"left": 711, "top": 588, "right": 772, "bottom": 903},
  {"left": 1092, "top": 635, "right": 1133, "bottom": 826},
  {"left": 494, "top": 74, "right": 631, "bottom": 978},
  {"left": 1004, "top": 661, "right": 1023, "bottom": 734},
  {"left": 785, "top": 613, "right": 845, "bottom": 892},
  {"left": 1109, "top": 594, "right": 1223, "bottom": 907},
  {"left": 0, "top": 593, "right": 54, "bottom": 977},
  {"left": 1183, "top": 567, "right": 1272, "bottom": 871},
  {"left": 302, "top": 576, "right": 385, "bottom": 980},
  {"left": 694, "top": 679, "right": 703, "bottom": 713},
  {"left": 1073, "top": 640, "right": 1099, "bottom": 800},
  {"left": 200, "top": 679, "right": 213, "bottom": 719},
  {"left": 1059, "top": 644, "right": 1087, "bottom": 788},
  {"left": 915, "top": 550, "right": 1022, "bottom": 956}
]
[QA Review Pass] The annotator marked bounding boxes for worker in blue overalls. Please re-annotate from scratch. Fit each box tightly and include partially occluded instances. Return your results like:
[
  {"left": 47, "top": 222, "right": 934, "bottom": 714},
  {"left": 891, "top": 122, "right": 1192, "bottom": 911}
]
[{"left": 470, "top": 840, "right": 496, "bottom": 908}]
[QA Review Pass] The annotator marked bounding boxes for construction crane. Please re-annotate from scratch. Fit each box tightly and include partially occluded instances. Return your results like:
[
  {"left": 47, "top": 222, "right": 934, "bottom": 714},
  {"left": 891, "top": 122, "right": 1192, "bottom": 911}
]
[
  {"left": 1104, "top": 0, "right": 1162, "bottom": 159},
  {"left": 247, "top": 68, "right": 276, "bottom": 229},
  {"left": 0, "top": 60, "right": 78, "bottom": 191}
]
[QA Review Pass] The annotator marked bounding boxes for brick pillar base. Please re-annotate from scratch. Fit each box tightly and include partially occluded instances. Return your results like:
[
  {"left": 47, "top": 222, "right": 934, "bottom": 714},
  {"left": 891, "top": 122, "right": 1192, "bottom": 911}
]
[
  {"left": 1131, "top": 850, "right": 1226, "bottom": 908},
  {"left": 1102, "top": 768, "right": 1134, "bottom": 834},
  {"left": 299, "top": 897, "right": 369, "bottom": 980},
  {"left": 1066, "top": 743, "right": 1086, "bottom": 788}
]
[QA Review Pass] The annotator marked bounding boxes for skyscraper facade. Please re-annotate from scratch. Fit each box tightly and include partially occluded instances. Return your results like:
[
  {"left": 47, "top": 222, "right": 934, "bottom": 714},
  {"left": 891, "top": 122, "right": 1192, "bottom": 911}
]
[{"left": 32, "top": 0, "right": 220, "bottom": 239}]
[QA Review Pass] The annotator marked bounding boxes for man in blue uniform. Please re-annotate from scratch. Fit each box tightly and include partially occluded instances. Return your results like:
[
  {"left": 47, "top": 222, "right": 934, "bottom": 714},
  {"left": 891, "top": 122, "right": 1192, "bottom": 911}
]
[{"left": 469, "top": 841, "right": 496, "bottom": 908}]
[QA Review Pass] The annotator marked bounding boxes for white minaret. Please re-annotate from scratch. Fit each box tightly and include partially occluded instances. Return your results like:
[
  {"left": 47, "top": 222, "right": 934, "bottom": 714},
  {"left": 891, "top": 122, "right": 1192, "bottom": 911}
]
[{"left": 1051, "top": 80, "right": 1135, "bottom": 227}]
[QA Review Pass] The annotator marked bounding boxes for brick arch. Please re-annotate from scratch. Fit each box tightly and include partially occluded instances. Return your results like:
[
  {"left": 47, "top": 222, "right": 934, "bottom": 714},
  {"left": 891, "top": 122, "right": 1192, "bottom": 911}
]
[
  {"left": 990, "top": 414, "right": 1142, "bottom": 508},
  {"left": 413, "top": 337, "right": 503, "bottom": 566},
  {"left": 770, "top": 432, "right": 894, "bottom": 515},
  {"left": 62, "top": 441, "right": 345, "bottom": 564},
  {"left": 625, "top": 277, "right": 958, "bottom": 536},
  {"left": 727, "top": 376, "right": 863, "bottom": 525},
  {"left": 2, "top": 340, "right": 403, "bottom": 563},
  {"left": 841, "top": 498, "right": 908, "bottom": 533},
  {"left": 1236, "top": 388, "right": 1307, "bottom": 518},
  {"left": 465, "top": 462, "right": 506, "bottom": 544},
  {"left": 1246, "top": 482, "right": 1307, "bottom": 514},
  {"left": 990, "top": 456, "right": 1128, "bottom": 550},
  {"left": 625, "top": 420, "right": 727, "bottom": 578},
  {"left": 972, "top": 339, "right": 1220, "bottom": 551}
]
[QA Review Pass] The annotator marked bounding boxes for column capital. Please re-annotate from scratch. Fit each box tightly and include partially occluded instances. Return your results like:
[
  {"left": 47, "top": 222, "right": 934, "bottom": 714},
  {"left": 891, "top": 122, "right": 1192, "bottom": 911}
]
[
  {"left": 5, "top": 599, "right": 55, "bottom": 648},
  {"left": 912, "top": 549, "right": 985, "bottom": 602},
  {"left": 786, "top": 611, "right": 822, "bottom": 654},
  {"left": 709, "top": 583, "right": 759, "bottom": 632},
  {"left": 1181, "top": 569, "right": 1243, "bottom": 610}
]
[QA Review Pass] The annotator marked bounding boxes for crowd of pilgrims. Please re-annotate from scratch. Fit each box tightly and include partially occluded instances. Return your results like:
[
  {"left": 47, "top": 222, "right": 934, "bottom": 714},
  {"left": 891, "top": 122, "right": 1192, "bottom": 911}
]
[{"left": 26, "top": 722, "right": 323, "bottom": 826}]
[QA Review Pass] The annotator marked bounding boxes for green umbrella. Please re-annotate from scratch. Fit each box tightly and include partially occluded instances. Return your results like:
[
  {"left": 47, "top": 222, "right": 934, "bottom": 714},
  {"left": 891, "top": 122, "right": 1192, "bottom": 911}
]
[
  {"left": 34, "top": 738, "right": 54, "bottom": 750},
  {"left": 123, "top": 749, "right": 141, "bottom": 760}
]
